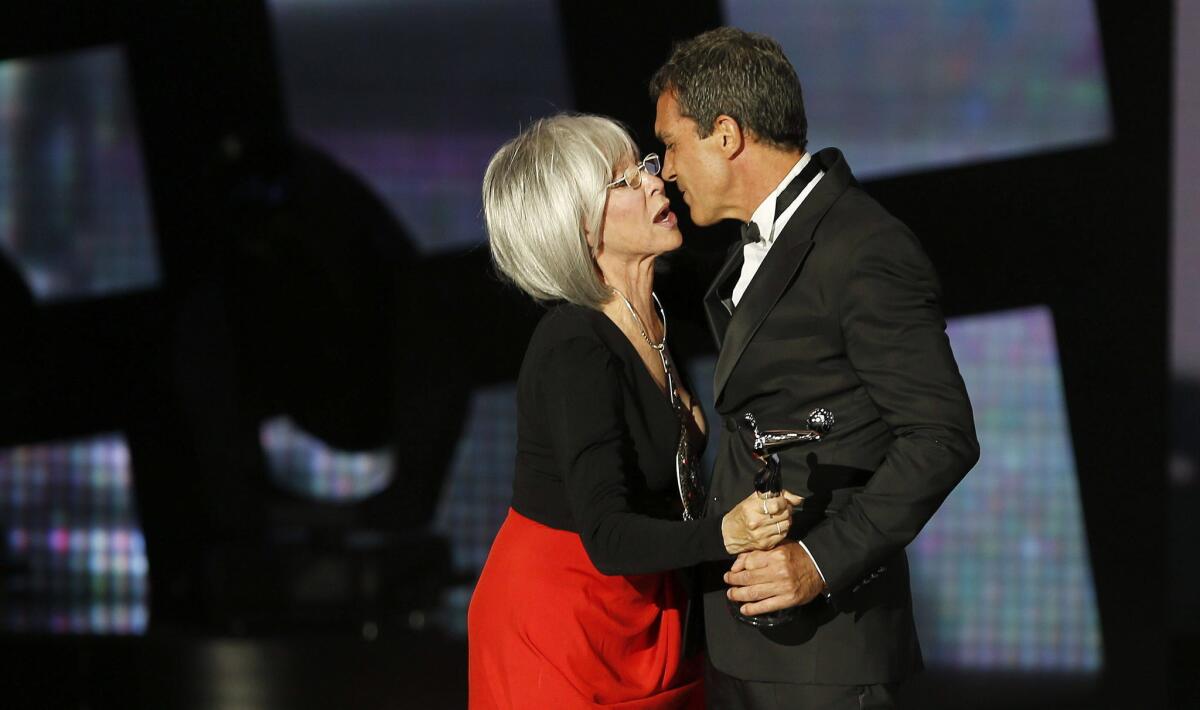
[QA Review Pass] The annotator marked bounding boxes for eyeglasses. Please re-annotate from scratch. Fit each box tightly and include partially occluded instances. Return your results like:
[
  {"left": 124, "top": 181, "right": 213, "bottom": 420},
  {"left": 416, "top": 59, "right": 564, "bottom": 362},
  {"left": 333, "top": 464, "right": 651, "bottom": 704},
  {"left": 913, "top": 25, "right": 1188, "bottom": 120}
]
[{"left": 606, "top": 153, "right": 661, "bottom": 190}]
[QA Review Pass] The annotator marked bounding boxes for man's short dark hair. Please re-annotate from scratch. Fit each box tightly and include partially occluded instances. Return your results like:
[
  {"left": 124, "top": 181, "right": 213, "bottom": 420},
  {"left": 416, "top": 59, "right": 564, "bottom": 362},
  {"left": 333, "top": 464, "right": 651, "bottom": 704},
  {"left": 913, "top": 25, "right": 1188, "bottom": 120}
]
[{"left": 650, "top": 27, "right": 807, "bottom": 152}]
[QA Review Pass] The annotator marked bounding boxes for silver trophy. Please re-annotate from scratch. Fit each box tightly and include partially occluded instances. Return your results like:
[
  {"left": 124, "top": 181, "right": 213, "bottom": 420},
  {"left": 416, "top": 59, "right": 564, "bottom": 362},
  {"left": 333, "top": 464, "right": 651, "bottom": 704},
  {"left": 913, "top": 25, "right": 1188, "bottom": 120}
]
[{"left": 729, "top": 408, "right": 834, "bottom": 627}]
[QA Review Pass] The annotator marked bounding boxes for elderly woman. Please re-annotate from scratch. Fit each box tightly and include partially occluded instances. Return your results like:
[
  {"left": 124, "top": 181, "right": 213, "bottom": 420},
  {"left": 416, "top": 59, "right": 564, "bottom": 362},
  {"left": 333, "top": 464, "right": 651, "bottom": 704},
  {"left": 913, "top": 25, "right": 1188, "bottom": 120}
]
[{"left": 468, "top": 114, "right": 801, "bottom": 709}]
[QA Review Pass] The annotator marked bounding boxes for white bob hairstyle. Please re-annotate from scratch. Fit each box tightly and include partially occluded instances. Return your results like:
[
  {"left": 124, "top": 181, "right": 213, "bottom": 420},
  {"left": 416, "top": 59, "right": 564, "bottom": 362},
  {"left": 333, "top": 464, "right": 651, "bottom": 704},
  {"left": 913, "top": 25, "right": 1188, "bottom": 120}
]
[{"left": 483, "top": 113, "right": 636, "bottom": 308}]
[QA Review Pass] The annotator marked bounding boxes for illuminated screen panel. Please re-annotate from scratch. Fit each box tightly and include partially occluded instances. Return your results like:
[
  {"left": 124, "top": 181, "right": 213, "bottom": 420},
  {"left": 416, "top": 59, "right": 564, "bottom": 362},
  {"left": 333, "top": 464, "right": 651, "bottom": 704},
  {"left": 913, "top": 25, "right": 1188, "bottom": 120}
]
[
  {"left": 0, "top": 310, "right": 1103, "bottom": 663},
  {"left": 267, "top": 0, "right": 573, "bottom": 254},
  {"left": 1173, "top": 1, "right": 1200, "bottom": 401},
  {"left": 0, "top": 46, "right": 159, "bottom": 300},
  {"left": 431, "top": 383, "right": 517, "bottom": 636},
  {"left": 911, "top": 306, "right": 1102, "bottom": 671},
  {"left": 724, "top": 0, "right": 1111, "bottom": 178},
  {"left": 0, "top": 434, "right": 148, "bottom": 634},
  {"left": 1171, "top": 0, "right": 1200, "bottom": 633},
  {"left": 433, "top": 383, "right": 519, "bottom": 574},
  {"left": 260, "top": 417, "right": 392, "bottom": 502}
]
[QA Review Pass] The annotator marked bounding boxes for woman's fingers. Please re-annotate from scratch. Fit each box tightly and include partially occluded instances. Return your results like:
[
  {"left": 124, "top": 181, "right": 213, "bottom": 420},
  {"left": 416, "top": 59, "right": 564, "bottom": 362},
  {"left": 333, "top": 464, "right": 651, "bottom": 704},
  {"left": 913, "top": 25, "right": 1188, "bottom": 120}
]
[
  {"left": 745, "top": 494, "right": 786, "bottom": 517},
  {"left": 762, "top": 496, "right": 789, "bottom": 516},
  {"left": 741, "top": 493, "right": 797, "bottom": 534},
  {"left": 758, "top": 510, "right": 790, "bottom": 528},
  {"left": 724, "top": 493, "right": 797, "bottom": 552},
  {"left": 749, "top": 515, "right": 790, "bottom": 541},
  {"left": 747, "top": 512, "right": 788, "bottom": 531},
  {"left": 740, "top": 495, "right": 763, "bottom": 528},
  {"left": 753, "top": 530, "right": 788, "bottom": 550}
]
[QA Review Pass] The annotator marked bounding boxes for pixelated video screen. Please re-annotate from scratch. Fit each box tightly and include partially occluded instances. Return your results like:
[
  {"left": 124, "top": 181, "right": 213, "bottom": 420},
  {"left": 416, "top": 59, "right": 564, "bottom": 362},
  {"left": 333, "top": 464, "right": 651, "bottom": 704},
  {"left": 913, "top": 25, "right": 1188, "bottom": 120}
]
[
  {"left": 0, "top": 308, "right": 1105, "bottom": 673},
  {"left": 910, "top": 307, "right": 1102, "bottom": 671},
  {"left": 261, "top": 416, "right": 393, "bottom": 502},
  {"left": 0, "top": 4, "right": 1104, "bottom": 671},
  {"left": 1171, "top": 0, "right": 1200, "bottom": 633},
  {"left": 0, "top": 434, "right": 148, "bottom": 634},
  {"left": 724, "top": 0, "right": 1112, "bottom": 178},
  {"left": 267, "top": 0, "right": 572, "bottom": 254},
  {"left": 0, "top": 46, "right": 159, "bottom": 300}
]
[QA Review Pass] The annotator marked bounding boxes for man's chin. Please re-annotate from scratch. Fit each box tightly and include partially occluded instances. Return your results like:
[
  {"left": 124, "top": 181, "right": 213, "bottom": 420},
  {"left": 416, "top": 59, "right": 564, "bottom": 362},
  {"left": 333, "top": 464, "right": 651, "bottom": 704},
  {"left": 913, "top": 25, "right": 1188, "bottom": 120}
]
[{"left": 688, "top": 209, "right": 717, "bottom": 227}]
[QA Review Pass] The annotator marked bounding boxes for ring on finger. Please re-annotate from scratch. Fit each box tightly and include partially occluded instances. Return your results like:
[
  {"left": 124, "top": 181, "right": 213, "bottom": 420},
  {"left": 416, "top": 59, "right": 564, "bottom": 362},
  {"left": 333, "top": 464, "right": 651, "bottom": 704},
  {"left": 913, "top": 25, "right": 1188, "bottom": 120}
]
[
  {"left": 761, "top": 498, "right": 770, "bottom": 516},
  {"left": 775, "top": 522, "right": 782, "bottom": 536}
]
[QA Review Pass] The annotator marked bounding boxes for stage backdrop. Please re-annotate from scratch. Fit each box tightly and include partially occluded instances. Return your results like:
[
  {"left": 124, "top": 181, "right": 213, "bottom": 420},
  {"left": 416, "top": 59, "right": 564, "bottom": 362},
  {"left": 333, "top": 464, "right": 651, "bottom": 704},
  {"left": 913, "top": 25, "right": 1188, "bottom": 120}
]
[{"left": 0, "top": 0, "right": 1112, "bottom": 674}]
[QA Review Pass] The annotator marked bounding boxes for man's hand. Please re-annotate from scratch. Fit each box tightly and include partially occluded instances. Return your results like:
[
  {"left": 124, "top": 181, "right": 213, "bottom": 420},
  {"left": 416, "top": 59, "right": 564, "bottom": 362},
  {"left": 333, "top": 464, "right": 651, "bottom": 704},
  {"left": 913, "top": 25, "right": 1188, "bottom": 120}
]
[{"left": 724, "top": 541, "right": 826, "bottom": 616}]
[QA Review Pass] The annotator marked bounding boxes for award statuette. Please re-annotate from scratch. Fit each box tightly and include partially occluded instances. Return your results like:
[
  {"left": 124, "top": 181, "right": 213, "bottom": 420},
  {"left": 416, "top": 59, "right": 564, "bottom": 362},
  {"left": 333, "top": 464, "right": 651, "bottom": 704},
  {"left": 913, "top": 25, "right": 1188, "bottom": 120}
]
[{"left": 729, "top": 408, "right": 834, "bottom": 627}]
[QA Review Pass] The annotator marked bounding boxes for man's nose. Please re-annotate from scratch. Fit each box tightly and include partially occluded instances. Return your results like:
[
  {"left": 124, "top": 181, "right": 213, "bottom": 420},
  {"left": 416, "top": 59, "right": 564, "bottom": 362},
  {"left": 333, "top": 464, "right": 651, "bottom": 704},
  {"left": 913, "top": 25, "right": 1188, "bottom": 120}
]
[{"left": 661, "top": 152, "right": 677, "bottom": 182}]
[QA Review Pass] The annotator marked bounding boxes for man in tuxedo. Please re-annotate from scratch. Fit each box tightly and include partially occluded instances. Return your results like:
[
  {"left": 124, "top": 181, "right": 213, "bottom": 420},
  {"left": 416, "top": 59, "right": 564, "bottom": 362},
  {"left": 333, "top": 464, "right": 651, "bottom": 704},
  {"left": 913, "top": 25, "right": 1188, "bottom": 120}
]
[{"left": 651, "top": 28, "right": 980, "bottom": 708}]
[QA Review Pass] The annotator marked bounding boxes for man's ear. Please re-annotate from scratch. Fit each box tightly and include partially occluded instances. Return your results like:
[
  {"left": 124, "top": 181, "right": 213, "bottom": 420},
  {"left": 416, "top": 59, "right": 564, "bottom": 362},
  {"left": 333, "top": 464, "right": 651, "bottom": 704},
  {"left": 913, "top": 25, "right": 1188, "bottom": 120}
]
[{"left": 712, "top": 115, "right": 745, "bottom": 159}]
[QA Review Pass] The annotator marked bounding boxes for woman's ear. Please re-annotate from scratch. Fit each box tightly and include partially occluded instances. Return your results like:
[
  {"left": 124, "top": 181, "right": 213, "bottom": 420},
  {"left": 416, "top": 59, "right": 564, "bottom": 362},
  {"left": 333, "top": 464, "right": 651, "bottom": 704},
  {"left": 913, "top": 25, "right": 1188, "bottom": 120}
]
[{"left": 583, "top": 223, "right": 601, "bottom": 258}]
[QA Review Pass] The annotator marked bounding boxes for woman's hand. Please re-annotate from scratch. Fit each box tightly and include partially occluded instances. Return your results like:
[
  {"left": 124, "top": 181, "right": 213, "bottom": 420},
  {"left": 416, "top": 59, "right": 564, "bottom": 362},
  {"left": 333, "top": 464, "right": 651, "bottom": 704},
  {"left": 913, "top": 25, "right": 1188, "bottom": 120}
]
[{"left": 720, "top": 490, "right": 804, "bottom": 554}]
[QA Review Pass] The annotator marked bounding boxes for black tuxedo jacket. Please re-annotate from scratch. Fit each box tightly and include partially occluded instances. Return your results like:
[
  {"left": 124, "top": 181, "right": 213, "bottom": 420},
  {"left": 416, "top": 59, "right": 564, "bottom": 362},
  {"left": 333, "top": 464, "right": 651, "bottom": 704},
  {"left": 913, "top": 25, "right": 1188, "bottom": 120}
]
[{"left": 700, "top": 148, "right": 980, "bottom": 684}]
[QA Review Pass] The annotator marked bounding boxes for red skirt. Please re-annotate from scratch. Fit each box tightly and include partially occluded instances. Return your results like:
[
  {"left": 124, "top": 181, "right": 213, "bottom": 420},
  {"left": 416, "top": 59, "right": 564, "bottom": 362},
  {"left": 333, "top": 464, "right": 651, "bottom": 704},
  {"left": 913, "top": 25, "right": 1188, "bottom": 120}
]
[{"left": 468, "top": 508, "right": 703, "bottom": 709}]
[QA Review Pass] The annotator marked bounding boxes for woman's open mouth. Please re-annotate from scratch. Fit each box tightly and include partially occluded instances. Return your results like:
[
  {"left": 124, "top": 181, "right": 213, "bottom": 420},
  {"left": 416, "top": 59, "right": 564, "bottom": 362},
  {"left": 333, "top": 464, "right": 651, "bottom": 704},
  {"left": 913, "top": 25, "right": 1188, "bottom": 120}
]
[{"left": 653, "top": 203, "right": 676, "bottom": 228}]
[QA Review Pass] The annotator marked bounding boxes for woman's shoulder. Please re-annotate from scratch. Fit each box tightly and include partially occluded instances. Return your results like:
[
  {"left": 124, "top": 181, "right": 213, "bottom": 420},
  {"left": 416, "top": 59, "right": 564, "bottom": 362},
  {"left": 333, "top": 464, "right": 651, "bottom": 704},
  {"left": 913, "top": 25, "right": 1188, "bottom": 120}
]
[
  {"left": 529, "top": 302, "right": 614, "bottom": 350},
  {"left": 523, "top": 303, "right": 633, "bottom": 377}
]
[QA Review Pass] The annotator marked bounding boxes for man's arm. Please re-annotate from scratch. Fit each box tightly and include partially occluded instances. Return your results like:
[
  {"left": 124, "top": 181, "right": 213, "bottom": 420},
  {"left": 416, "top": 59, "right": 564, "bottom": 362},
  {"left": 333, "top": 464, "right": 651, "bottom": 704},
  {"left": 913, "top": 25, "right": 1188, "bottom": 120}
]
[
  {"left": 727, "top": 224, "right": 979, "bottom": 609},
  {"left": 803, "top": 225, "right": 979, "bottom": 593}
]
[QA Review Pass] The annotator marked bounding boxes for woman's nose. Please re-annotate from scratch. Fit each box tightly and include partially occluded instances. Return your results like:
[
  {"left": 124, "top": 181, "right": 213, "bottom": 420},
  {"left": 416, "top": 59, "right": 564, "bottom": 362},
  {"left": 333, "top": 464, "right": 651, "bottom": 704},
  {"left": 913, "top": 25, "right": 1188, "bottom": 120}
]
[{"left": 643, "top": 172, "right": 666, "bottom": 194}]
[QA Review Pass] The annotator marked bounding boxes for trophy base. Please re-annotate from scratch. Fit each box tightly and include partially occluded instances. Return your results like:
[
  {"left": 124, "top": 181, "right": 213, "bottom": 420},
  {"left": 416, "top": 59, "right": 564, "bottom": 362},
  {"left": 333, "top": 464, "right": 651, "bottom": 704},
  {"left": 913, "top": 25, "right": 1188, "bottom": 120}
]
[{"left": 728, "top": 599, "right": 794, "bottom": 628}]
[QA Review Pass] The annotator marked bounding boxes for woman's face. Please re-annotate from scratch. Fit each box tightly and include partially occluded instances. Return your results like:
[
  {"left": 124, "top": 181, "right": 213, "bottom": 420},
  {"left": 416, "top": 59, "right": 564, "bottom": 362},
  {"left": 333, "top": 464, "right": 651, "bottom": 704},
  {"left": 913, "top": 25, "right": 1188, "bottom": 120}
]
[{"left": 594, "top": 154, "right": 682, "bottom": 263}]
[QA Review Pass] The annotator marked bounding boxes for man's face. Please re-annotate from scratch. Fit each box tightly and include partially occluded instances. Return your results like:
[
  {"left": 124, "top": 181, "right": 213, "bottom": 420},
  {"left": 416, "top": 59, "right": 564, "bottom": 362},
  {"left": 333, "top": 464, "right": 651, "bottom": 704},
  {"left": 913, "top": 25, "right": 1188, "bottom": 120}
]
[{"left": 654, "top": 91, "right": 732, "bottom": 227}]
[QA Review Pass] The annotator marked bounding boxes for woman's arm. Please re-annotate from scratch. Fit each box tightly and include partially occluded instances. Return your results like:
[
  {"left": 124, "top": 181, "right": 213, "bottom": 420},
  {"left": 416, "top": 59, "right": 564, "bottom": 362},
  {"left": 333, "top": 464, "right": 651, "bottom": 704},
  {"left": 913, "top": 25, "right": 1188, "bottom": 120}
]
[{"left": 543, "top": 336, "right": 792, "bottom": 575}]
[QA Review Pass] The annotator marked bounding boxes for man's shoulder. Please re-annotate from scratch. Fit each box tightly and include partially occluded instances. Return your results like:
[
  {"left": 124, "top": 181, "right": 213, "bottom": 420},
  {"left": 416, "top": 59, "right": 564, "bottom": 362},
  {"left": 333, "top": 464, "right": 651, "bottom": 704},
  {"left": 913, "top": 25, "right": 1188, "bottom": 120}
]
[
  {"left": 817, "top": 186, "right": 921, "bottom": 259},
  {"left": 825, "top": 182, "right": 906, "bottom": 231}
]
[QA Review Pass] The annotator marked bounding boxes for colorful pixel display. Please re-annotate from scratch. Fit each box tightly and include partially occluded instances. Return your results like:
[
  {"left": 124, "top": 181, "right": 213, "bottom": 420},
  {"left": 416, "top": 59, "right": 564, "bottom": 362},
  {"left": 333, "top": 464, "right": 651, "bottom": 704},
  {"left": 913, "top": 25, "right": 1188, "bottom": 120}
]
[
  {"left": 0, "top": 434, "right": 148, "bottom": 634},
  {"left": 724, "top": 0, "right": 1111, "bottom": 178},
  {"left": 267, "top": 0, "right": 573, "bottom": 254},
  {"left": 0, "top": 3, "right": 1106, "bottom": 673},
  {"left": 0, "top": 47, "right": 159, "bottom": 300},
  {"left": 0, "top": 312, "right": 1105, "bottom": 671},
  {"left": 260, "top": 416, "right": 393, "bottom": 502},
  {"left": 911, "top": 306, "right": 1102, "bottom": 671}
]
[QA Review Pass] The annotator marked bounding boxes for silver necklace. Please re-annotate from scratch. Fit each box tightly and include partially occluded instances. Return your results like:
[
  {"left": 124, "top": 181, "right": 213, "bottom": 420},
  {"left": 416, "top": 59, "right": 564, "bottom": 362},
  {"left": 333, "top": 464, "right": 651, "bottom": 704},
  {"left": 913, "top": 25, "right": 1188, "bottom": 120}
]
[
  {"left": 611, "top": 288, "right": 666, "bottom": 352},
  {"left": 610, "top": 288, "right": 704, "bottom": 520},
  {"left": 611, "top": 288, "right": 680, "bottom": 409}
]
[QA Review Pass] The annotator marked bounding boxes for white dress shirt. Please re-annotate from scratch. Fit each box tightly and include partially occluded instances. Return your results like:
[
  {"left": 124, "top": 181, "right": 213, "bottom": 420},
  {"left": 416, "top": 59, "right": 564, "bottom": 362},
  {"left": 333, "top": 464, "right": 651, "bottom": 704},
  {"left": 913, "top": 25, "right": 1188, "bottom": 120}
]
[
  {"left": 732, "top": 153, "right": 830, "bottom": 589},
  {"left": 731, "top": 152, "right": 824, "bottom": 307}
]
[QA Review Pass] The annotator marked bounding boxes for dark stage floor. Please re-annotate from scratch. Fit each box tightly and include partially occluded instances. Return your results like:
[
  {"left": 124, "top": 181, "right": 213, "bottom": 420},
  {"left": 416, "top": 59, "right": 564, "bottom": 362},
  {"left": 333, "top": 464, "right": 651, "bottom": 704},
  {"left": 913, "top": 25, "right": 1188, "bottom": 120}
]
[
  {"left": 1, "top": 631, "right": 468, "bottom": 710},
  {"left": 0, "top": 632, "right": 1194, "bottom": 709}
]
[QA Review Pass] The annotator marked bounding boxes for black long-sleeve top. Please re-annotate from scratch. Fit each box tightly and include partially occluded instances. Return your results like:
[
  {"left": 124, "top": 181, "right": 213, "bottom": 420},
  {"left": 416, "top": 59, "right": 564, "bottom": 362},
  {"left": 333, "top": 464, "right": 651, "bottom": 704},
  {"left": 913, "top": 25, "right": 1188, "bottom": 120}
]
[{"left": 510, "top": 303, "right": 730, "bottom": 575}]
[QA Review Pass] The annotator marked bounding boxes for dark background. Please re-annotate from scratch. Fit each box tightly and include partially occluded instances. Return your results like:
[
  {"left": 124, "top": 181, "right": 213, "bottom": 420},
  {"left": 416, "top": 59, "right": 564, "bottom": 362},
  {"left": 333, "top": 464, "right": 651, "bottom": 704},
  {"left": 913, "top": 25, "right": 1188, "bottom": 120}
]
[{"left": 0, "top": 1, "right": 1185, "bottom": 708}]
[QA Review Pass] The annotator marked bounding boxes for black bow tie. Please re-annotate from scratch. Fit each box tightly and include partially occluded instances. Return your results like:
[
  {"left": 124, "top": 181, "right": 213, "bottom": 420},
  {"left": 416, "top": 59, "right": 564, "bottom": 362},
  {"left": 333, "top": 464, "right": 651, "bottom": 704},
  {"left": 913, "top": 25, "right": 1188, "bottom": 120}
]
[
  {"left": 739, "top": 155, "right": 825, "bottom": 248},
  {"left": 740, "top": 221, "right": 761, "bottom": 246}
]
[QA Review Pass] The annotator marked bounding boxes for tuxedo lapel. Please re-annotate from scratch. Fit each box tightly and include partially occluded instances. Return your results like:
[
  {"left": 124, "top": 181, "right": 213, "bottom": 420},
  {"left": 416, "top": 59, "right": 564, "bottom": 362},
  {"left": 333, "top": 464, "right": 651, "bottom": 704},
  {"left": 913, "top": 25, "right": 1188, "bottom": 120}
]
[
  {"left": 712, "top": 148, "right": 852, "bottom": 404},
  {"left": 711, "top": 234, "right": 815, "bottom": 404},
  {"left": 703, "top": 241, "right": 744, "bottom": 349}
]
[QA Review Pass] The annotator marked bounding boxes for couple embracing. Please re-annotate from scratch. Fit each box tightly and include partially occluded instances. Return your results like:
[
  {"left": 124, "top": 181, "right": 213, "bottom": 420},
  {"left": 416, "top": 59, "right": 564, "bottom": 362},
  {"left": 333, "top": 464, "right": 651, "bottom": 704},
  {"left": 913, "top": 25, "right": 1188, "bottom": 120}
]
[{"left": 468, "top": 28, "right": 979, "bottom": 710}]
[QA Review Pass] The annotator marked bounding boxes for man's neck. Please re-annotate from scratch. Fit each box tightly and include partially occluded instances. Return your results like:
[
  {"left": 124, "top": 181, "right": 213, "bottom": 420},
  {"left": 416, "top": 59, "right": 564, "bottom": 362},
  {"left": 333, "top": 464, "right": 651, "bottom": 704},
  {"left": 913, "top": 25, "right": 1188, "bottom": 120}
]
[{"left": 733, "top": 146, "right": 806, "bottom": 223}]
